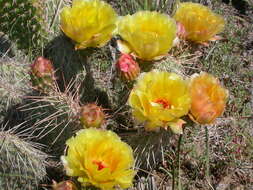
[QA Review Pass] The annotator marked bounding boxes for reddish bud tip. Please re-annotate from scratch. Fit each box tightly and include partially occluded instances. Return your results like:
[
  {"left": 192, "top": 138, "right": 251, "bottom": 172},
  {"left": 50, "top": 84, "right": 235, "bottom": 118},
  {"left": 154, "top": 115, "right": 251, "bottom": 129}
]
[
  {"left": 176, "top": 22, "right": 187, "bottom": 39},
  {"left": 116, "top": 53, "right": 140, "bottom": 81}
]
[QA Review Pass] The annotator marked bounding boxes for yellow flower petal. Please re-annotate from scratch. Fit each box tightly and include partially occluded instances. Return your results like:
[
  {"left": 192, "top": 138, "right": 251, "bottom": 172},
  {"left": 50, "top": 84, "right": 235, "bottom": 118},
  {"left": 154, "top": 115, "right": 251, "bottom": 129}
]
[
  {"left": 128, "top": 70, "right": 191, "bottom": 132},
  {"left": 167, "top": 119, "right": 186, "bottom": 134},
  {"left": 60, "top": 0, "right": 117, "bottom": 49},
  {"left": 174, "top": 2, "right": 225, "bottom": 43},
  {"left": 117, "top": 40, "right": 132, "bottom": 54},
  {"left": 62, "top": 129, "right": 135, "bottom": 189},
  {"left": 117, "top": 11, "right": 177, "bottom": 61}
]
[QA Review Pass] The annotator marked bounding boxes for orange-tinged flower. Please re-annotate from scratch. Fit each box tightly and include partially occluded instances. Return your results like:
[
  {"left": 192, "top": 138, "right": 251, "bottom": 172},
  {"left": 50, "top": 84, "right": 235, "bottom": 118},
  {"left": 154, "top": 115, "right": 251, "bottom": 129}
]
[
  {"left": 128, "top": 70, "right": 191, "bottom": 134},
  {"left": 60, "top": 0, "right": 117, "bottom": 49},
  {"left": 189, "top": 72, "right": 228, "bottom": 124},
  {"left": 117, "top": 11, "right": 177, "bottom": 61},
  {"left": 174, "top": 2, "right": 225, "bottom": 43},
  {"left": 61, "top": 128, "right": 135, "bottom": 190}
]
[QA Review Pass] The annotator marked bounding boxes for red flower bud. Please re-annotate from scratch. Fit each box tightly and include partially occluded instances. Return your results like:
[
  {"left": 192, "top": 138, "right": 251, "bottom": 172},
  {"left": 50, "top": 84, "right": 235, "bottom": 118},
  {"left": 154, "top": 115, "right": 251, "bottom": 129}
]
[
  {"left": 31, "top": 56, "right": 54, "bottom": 78},
  {"left": 30, "top": 56, "right": 55, "bottom": 93},
  {"left": 116, "top": 54, "right": 140, "bottom": 81}
]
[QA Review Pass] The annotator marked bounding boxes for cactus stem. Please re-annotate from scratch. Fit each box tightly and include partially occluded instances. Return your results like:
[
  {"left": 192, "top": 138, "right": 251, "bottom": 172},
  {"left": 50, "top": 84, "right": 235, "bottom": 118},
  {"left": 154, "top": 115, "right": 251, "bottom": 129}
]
[{"left": 0, "top": 172, "right": 35, "bottom": 180}]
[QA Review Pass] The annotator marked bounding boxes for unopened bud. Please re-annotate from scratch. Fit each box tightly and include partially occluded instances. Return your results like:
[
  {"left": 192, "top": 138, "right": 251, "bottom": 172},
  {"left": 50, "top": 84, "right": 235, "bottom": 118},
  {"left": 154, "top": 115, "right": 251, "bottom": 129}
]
[
  {"left": 52, "top": 180, "right": 77, "bottom": 190},
  {"left": 80, "top": 103, "right": 105, "bottom": 128},
  {"left": 30, "top": 56, "right": 55, "bottom": 92},
  {"left": 31, "top": 56, "right": 54, "bottom": 78},
  {"left": 116, "top": 54, "right": 140, "bottom": 81}
]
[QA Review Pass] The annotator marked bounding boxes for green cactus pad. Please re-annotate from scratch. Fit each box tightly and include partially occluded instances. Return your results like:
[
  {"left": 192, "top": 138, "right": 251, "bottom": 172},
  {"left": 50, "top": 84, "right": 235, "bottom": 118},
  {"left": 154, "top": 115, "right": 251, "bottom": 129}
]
[
  {"left": 0, "top": 0, "right": 47, "bottom": 55},
  {"left": 0, "top": 125, "right": 48, "bottom": 190}
]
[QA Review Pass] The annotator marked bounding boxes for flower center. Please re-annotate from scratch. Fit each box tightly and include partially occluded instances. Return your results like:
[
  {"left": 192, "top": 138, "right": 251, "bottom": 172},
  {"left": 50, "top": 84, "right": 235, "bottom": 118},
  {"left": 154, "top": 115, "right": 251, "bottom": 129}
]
[
  {"left": 154, "top": 99, "right": 171, "bottom": 109},
  {"left": 92, "top": 160, "right": 107, "bottom": 171}
]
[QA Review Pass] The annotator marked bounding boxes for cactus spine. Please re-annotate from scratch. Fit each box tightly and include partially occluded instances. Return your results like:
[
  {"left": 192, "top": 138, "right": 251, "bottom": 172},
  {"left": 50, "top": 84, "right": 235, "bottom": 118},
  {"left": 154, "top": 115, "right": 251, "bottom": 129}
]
[
  {"left": 0, "top": 55, "right": 31, "bottom": 123},
  {"left": 0, "top": 124, "right": 48, "bottom": 190}
]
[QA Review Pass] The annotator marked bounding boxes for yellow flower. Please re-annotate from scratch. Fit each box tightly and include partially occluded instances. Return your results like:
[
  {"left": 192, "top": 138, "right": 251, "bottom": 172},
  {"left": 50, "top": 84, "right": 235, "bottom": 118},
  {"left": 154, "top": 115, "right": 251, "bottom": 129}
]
[
  {"left": 189, "top": 72, "right": 228, "bottom": 124},
  {"left": 61, "top": 128, "right": 135, "bottom": 190},
  {"left": 117, "top": 11, "right": 177, "bottom": 61},
  {"left": 60, "top": 0, "right": 117, "bottom": 50},
  {"left": 128, "top": 70, "right": 191, "bottom": 134},
  {"left": 174, "top": 2, "right": 225, "bottom": 43}
]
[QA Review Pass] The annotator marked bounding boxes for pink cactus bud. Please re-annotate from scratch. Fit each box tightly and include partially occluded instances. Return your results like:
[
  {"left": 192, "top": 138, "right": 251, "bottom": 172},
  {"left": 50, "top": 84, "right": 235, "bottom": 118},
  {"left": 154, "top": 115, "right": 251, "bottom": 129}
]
[
  {"left": 80, "top": 103, "right": 105, "bottom": 128},
  {"left": 116, "top": 53, "right": 140, "bottom": 81},
  {"left": 30, "top": 56, "right": 55, "bottom": 92},
  {"left": 52, "top": 180, "right": 77, "bottom": 190},
  {"left": 31, "top": 56, "right": 54, "bottom": 78}
]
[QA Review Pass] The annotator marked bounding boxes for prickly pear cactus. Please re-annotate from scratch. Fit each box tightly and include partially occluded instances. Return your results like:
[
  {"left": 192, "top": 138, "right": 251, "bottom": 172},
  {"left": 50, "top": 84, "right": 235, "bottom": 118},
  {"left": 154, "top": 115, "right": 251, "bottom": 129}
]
[
  {"left": 44, "top": 34, "right": 86, "bottom": 90},
  {"left": 153, "top": 56, "right": 186, "bottom": 76},
  {"left": 122, "top": 129, "right": 173, "bottom": 170},
  {"left": 25, "top": 62, "right": 82, "bottom": 156},
  {"left": 0, "top": 125, "right": 48, "bottom": 190},
  {"left": 0, "top": 0, "right": 47, "bottom": 54},
  {"left": 30, "top": 56, "right": 56, "bottom": 93},
  {"left": 0, "top": 55, "right": 31, "bottom": 123}
]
